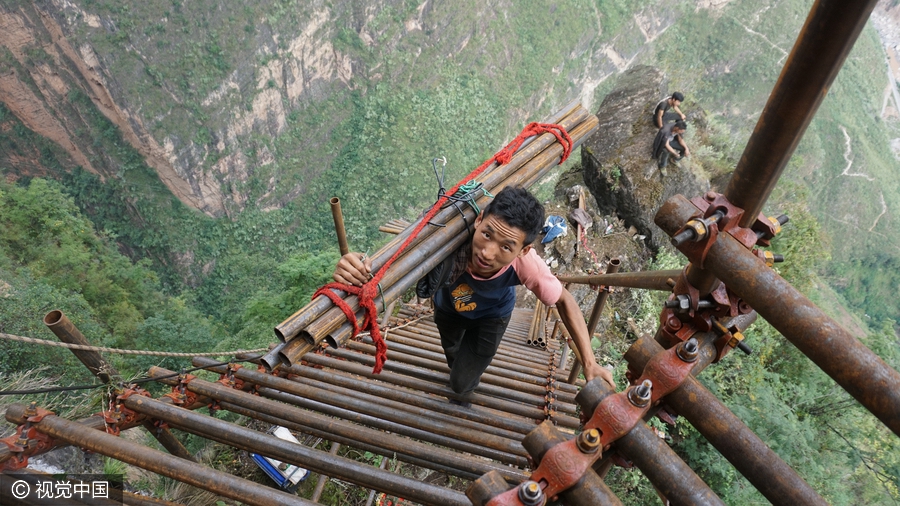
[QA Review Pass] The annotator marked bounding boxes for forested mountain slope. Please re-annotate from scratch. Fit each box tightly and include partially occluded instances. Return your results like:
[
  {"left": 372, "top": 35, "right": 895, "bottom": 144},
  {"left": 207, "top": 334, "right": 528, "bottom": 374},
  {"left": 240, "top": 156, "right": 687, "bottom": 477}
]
[{"left": 1, "top": 0, "right": 899, "bottom": 503}]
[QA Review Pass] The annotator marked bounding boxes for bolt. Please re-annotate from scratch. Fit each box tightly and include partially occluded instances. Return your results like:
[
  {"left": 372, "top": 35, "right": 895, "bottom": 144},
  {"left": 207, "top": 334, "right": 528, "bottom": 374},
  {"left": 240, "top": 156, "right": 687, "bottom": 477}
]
[
  {"left": 705, "top": 191, "right": 717, "bottom": 201},
  {"left": 577, "top": 428, "right": 602, "bottom": 454},
  {"left": 666, "top": 316, "right": 682, "bottom": 331},
  {"left": 677, "top": 338, "right": 699, "bottom": 362},
  {"left": 628, "top": 379, "right": 653, "bottom": 407},
  {"left": 24, "top": 402, "right": 37, "bottom": 418},
  {"left": 518, "top": 480, "right": 545, "bottom": 506}
]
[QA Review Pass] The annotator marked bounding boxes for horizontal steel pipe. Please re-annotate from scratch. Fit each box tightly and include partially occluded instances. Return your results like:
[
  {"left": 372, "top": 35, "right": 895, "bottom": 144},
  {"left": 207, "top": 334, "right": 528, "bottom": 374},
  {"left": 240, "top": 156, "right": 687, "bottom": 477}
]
[
  {"left": 726, "top": 0, "right": 880, "bottom": 226},
  {"left": 284, "top": 360, "right": 538, "bottom": 434},
  {"left": 346, "top": 339, "right": 578, "bottom": 407},
  {"left": 366, "top": 330, "right": 578, "bottom": 390},
  {"left": 276, "top": 102, "right": 587, "bottom": 342},
  {"left": 192, "top": 358, "right": 528, "bottom": 463},
  {"left": 165, "top": 365, "right": 528, "bottom": 480},
  {"left": 576, "top": 382, "right": 724, "bottom": 505},
  {"left": 282, "top": 363, "right": 526, "bottom": 440},
  {"left": 16, "top": 407, "right": 310, "bottom": 506},
  {"left": 301, "top": 351, "right": 579, "bottom": 429},
  {"left": 626, "top": 337, "right": 828, "bottom": 506},
  {"left": 556, "top": 269, "right": 680, "bottom": 291},
  {"left": 321, "top": 346, "right": 582, "bottom": 427},
  {"left": 214, "top": 399, "right": 474, "bottom": 480},
  {"left": 307, "top": 111, "right": 598, "bottom": 348},
  {"left": 123, "top": 396, "right": 470, "bottom": 506},
  {"left": 656, "top": 195, "right": 900, "bottom": 436}
]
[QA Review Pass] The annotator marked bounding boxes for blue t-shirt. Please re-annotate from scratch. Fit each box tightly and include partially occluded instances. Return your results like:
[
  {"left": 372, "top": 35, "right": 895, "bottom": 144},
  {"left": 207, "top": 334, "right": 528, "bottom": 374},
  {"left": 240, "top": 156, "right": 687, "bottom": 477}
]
[{"left": 432, "top": 249, "right": 563, "bottom": 320}]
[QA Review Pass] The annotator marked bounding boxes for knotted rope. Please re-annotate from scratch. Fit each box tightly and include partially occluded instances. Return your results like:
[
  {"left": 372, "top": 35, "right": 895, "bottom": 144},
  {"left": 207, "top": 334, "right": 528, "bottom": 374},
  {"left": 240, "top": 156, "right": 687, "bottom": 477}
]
[{"left": 315, "top": 122, "right": 573, "bottom": 373}]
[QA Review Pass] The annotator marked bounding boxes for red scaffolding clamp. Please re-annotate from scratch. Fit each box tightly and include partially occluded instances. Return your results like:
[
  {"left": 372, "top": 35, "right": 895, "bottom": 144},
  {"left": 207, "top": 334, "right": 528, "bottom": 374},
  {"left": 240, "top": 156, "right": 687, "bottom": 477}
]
[{"left": 0, "top": 403, "right": 56, "bottom": 471}]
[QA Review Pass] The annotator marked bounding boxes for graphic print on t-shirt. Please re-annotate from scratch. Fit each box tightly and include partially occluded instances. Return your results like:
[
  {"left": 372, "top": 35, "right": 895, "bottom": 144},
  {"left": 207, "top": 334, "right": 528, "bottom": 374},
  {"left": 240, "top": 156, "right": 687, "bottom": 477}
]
[{"left": 452, "top": 283, "right": 477, "bottom": 312}]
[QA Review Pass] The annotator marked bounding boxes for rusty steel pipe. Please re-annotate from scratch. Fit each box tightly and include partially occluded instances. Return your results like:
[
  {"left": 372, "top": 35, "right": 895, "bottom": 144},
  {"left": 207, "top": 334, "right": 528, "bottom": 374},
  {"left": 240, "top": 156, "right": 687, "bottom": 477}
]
[
  {"left": 520, "top": 421, "right": 624, "bottom": 506},
  {"left": 726, "top": 0, "right": 880, "bottom": 226},
  {"left": 330, "top": 197, "right": 351, "bottom": 256},
  {"left": 319, "top": 345, "right": 582, "bottom": 427},
  {"left": 557, "top": 269, "right": 680, "bottom": 291},
  {"left": 283, "top": 361, "right": 537, "bottom": 435},
  {"left": 345, "top": 339, "right": 578, "bottom": 407},
  {"left": 122, "top": 396, "right": 471, "bottom": 506},
  {"left": 213, "top": 398, "right": 473, "bottom": 479},
  {"left": 300, "top": 350, "right": 579, "bottom": 429},
  {"left": 306, "top": 113, "right": 600, "bottom": 349},
  {"left": 161, "top": 365, "right": 529, "bottom": 480},
  {"left": 568, "top": 259, "right": 620, "bottom": 383},
  {"left": 141, "top": 420, "right": 196, "bottom": 462},
  {"left": 360, "top": 331, "right": 578, "bottom": 391},
  {"left": 310, "top": 442, "right": 341, "bottom": 503},
  {"left": 626, "top": 337, "right": 828, "bottom": 506},
  {"left": 282, "top": 363, "right": 527, "bottom": 440},
  {"left": 275, "top": 102, "right": 587, "bottom": 342},
  {"left": 192, "top": 358, "right": 530, "bottom": 464},
  {"left": 43, "top": 310, "right": 119, "bottom": 383},
  {"left": 11, "top": 406, "right": 312, "bottom": 506},
  {"left": 576, "top": 382, "right": 725, "bottom": 505},
  {"left": 657, "top": 195, "right": 900, "bottom": 436}
]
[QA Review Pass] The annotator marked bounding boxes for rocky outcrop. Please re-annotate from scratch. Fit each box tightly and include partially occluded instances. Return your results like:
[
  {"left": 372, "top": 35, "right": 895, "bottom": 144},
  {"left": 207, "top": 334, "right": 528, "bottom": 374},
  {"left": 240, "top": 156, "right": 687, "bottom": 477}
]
[{"left": 578, "top": 65, "right": 709, "bottom": 252}]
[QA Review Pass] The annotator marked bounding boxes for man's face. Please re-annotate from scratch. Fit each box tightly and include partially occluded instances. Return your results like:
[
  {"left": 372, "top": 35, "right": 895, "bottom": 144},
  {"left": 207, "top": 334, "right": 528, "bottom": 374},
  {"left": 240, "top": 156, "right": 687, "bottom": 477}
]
[
  {"left": 469, "top": 213, "right": 531, "bottom": 278},
  {"left": 671, "top": 98, "right": 681, "bottom": 107}
]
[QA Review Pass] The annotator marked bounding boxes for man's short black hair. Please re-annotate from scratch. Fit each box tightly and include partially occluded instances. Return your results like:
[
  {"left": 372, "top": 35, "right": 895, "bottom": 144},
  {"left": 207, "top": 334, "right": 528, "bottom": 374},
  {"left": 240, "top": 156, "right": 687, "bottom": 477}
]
[
  {"left": 482, "top": 186, "right": 545, "bottom": 246},
  {"left": 672, "top": 91, "right": 685, "bottom": 102},
  {"left": 674, "top": 119, "right": 687, "bottom": 130}
]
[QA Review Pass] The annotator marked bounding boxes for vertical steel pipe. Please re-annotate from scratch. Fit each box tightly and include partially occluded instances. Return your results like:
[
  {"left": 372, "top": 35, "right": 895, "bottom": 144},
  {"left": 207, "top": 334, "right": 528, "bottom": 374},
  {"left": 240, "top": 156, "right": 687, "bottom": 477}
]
[
  {"left": 310, "top": 442, "right": 341, "bottom": 503},
  {"left": 43, "top": 310, "right": 118, "bottom": 383},
  {"left": 626, "top": 336, "right": 828, "bottom": 506},
  {"left": 330, "top": 197, "right": 351, "bottom": 256},
  {"left": 141, "top": 420, "right": 196, "bottom": 462},
  {"left": 568, "top": 259, "right": 620, "bottom": 383},
  {"left": 725, "top": 0, "right": 880, "bottom": 226},
  {"left": 657, "top": 195, "right": 900, "bottom": 436}
]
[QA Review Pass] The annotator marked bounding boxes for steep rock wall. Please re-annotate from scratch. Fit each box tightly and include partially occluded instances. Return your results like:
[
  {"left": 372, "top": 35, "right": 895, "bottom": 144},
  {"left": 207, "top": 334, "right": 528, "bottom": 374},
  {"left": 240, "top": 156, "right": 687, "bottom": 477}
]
[{"left": 578, "top": 65, "right": 709, "bottom": 252}]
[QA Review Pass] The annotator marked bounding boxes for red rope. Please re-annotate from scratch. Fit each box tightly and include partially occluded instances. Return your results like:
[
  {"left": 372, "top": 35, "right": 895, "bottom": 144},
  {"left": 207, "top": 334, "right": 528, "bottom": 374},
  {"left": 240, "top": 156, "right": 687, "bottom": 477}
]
[{"left": 314, "top": 122, "right": 573, "bottom": 373}]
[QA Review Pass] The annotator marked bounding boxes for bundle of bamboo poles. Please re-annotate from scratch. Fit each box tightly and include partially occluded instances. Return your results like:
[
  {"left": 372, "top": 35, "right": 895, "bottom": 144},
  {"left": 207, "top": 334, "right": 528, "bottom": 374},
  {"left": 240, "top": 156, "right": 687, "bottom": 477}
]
[
  {"left": 379, "top": 218, "right": 411, "bottom": 235},
  {"left": 264, "top": 101, "right": 600, "bottom": 370}
]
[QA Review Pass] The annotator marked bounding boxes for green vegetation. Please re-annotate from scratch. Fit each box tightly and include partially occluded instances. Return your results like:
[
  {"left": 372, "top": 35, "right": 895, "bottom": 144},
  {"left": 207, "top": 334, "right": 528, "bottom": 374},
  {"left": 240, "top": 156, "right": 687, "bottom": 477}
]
[{"left": 1, "top": 0, "right": 898, "bottom": 503}]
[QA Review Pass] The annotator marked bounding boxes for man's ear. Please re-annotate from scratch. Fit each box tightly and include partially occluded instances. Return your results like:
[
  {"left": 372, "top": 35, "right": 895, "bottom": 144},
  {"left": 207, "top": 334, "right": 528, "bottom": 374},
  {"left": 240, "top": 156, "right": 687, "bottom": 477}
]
[
  {"left": 474, "top": 211, "right": 485, "bottom": 227},
  {"left": 518, "top": 244, "right": 532, "bottom": 258}
]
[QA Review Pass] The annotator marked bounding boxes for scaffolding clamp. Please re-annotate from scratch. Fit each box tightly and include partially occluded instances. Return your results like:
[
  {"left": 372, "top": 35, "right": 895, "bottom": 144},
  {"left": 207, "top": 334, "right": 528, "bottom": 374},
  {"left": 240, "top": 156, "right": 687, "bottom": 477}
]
[
  {"left": 583, "top": 381, "right": 653, "bottom": 450},
  {"left": 0, "top": 403, "right": 55, "bottom": 471}
]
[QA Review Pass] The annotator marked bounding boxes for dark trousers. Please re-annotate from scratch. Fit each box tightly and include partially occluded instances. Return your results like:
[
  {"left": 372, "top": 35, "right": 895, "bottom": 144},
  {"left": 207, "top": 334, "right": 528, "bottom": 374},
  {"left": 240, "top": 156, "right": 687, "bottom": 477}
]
[
  {"left": 658, "top": 143, "right": 686, "bottom": 169},
  {"left": 433, "top": 310, "right": 511, "bottom": 396}
]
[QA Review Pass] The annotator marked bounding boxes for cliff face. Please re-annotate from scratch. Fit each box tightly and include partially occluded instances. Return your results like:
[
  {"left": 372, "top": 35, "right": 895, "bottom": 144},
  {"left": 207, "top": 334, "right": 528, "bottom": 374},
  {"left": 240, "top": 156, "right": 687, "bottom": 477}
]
[
  {"left": 577, "top": 65, "right": 709, "bottom": 252},
  {"left": 0, "top": 0, "right": 683, "bottom": 217}
]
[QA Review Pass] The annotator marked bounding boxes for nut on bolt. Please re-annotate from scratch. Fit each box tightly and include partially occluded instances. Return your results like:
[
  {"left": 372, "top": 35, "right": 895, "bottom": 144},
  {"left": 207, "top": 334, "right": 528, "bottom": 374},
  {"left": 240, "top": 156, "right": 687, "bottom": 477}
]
[
  {"left": 576, "top": 428, "right": 602, "bottom": 454},
  {"left": 628, "top": 379, "right": 653, "bottom": 408},
  {"left": 676, "top": 338, "right": 699, "bottom": 362},
  {"left": 518, "top": 480, "right": 545, "bottom": 506}
]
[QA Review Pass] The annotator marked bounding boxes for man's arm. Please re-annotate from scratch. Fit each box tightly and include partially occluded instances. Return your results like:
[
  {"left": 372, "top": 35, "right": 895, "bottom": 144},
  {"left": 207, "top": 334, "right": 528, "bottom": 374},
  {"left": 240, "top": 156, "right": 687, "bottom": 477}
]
[
  {"left": 654, "top": 108, "right": 664, "bottom": 128},
  {"left": 673, "top": 104, "right": 686, "bottom": 120},
  {"left": 555, "top": 288, "right": 614, "bottom": 387},
  {"left": 677, "top": 135, "right": 690, "bottom": 157}
]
